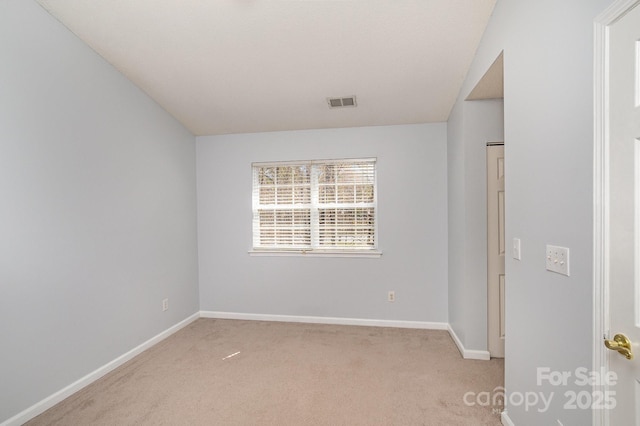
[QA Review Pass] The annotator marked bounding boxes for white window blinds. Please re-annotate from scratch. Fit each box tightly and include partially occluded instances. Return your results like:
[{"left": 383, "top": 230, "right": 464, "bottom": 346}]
[{"left": 252, "top": 158, "right": 377, "bottom": 252}]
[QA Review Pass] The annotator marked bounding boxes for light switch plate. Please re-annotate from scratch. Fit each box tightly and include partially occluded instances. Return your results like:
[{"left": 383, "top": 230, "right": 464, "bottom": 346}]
[
  {"left": 513, "top": 238, "right": 521, "bottom": 260},
  {"left": 546, "top": 245, "right": 570, "bottom": 276}
]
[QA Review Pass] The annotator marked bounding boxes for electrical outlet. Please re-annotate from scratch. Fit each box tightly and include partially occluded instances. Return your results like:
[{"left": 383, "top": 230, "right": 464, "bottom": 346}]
[
  {"left": 162, "top": 298, "right": 169, "bottom": 311},
  {"left": 388, "top": 291, "right": 395, "bottom": 302},
  {"left": 546, "top": 245, "right": 570, "bottom": 276}
]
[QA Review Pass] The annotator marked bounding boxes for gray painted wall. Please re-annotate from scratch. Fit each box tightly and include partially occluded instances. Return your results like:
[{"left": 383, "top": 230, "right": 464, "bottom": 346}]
[
  {"left": 447, "top": 99, "right": 504, "bottom": 352},
  {"left": 0, "top": 1, "right": 199, "bottom": 421},
  {"left": 448, "top": 0, "right": 613, "bottom": 424},
  {"left": 2, "top": 0, "right": 618, "bottom": 424},
  {"left": 197, "top": 124, "right": 448, "bottom": 323}
]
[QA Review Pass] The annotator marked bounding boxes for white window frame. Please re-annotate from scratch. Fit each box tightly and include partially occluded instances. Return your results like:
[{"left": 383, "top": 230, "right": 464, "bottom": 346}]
[{"left": 249, "top": 158, "right": 381, "bottom": 258}]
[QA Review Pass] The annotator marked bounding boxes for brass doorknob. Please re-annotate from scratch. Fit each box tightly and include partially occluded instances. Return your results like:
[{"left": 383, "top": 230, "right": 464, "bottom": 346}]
[{"left": 604, "top": 333, "right": 633, "bottom": 360}]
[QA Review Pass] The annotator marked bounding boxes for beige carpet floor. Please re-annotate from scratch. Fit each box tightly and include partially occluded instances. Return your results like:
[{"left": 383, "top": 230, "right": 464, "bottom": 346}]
[{"left": 27, "top": 319, "right": 504, "bottom": 426}]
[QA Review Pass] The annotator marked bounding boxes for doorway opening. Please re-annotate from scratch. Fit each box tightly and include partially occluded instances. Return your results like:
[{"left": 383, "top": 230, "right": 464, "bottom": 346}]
[{"left": 466, "top": 51, "right": 505, "bottom": 360}]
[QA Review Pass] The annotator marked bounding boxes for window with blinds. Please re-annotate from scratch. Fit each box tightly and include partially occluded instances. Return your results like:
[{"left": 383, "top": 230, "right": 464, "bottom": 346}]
[{"left": 252, "top": 158, "right": 377, "bottom": 253}]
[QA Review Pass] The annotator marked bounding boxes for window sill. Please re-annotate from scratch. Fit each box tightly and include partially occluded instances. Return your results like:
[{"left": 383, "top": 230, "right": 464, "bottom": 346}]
[{"left": 248, "top": 249, "right": 382, "bottom": 258}]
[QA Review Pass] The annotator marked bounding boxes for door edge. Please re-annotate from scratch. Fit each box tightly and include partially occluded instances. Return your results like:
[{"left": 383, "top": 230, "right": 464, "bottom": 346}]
[{"left": 593, "top": 2, "right": 640, "bottom": 425}]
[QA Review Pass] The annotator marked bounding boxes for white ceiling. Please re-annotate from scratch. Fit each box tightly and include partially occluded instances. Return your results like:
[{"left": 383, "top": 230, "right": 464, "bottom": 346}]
[{"left": 36, "top": 0, "right": 496, "bottom": 136}]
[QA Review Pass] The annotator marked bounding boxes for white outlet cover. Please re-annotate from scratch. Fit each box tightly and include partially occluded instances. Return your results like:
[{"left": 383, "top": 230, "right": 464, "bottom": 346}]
[{"left": 546, "top": 245, "right": 570, "bottom": 276}]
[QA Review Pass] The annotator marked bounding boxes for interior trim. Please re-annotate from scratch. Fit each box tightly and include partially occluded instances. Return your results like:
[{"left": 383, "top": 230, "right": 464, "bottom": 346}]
[
  {"left": 201, "top": 310, "right": 448, "bottom": 330},
  {"left": 501, "top": 410, "right": 515, "bottom": 426},
  {"left": 592, "top": 2, "right": 640, "bottom": 425},
  {"left": 447, "top": 324, "right": 492, "bottom": 361},
  {"left": 0, "top": 312, "right": 200, "bottom": 426},
  {"left": 4, "top": 311, "right": 494, "bottom": 426}
]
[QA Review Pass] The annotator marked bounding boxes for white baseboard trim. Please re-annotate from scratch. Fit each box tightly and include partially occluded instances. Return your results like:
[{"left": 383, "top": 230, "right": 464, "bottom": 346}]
[
  {"left": 203, "top": 312, "right": 493, "bottom": 360},
  {"left": 3, "top": 312, "right": 491, "bottom": 426},
  {"left": 501, "top": 410, "right": 514, "bottom": 426},
  {"left": 200, "top": 311, "right": 449, "bottom": 330},
  {"left": 1, "top": 312, "right": 200, "bottom": 426},
  {"left": 447, "top": 324, "right": 491, "bottom": 360}
]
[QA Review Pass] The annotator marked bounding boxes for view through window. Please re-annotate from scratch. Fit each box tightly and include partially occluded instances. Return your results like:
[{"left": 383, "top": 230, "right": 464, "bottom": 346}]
[{"left": 252, "top": 158, "right": 377, "bottom": 253}]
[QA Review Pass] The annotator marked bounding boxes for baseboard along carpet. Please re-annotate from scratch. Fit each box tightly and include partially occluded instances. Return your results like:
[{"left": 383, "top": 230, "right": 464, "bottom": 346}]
[{"left": 26, "top": 319, "right": 504, "bottom": 425}]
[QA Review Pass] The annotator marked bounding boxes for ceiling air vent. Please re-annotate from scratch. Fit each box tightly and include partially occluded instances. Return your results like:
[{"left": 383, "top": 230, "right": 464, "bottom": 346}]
[{"left": 327, "top": 96, "right": 357, "bottom": 109}]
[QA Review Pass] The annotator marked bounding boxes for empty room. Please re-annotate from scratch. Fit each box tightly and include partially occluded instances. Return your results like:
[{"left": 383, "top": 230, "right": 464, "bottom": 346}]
[{"left": 2, "top": 0, "right": 635, "bottom": 425}]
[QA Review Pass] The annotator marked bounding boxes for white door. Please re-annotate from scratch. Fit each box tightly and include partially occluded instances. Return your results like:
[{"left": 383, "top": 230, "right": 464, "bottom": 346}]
[
  {"left": 487, "top": 144, "right": 505, "bottom": 358},
  {"left": 604, "top": 2, "right": 640, "bottom": 424}
]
